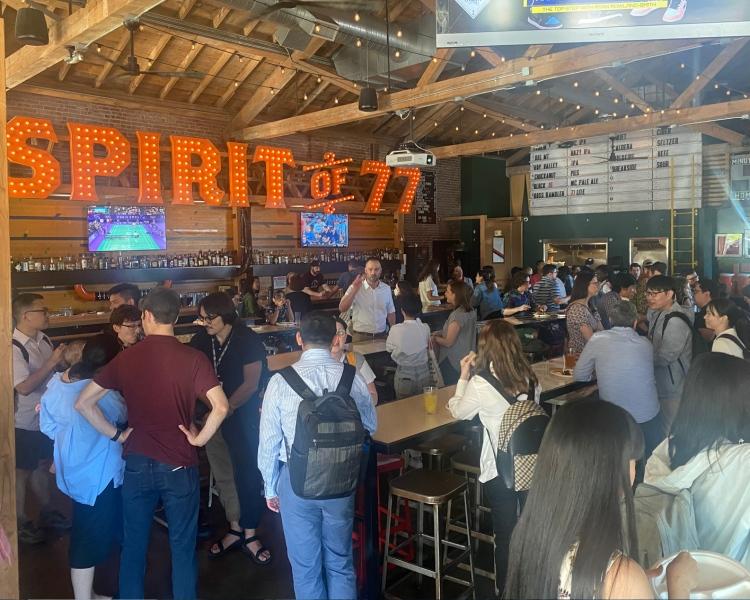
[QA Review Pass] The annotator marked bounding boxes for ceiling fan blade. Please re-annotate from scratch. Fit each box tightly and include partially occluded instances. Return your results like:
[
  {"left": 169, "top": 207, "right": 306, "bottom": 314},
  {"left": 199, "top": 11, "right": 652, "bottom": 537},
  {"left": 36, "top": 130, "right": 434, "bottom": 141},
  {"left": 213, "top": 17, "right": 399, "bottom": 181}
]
[{"left": 144, "top": 70, "right": 205, "bottom": 78}]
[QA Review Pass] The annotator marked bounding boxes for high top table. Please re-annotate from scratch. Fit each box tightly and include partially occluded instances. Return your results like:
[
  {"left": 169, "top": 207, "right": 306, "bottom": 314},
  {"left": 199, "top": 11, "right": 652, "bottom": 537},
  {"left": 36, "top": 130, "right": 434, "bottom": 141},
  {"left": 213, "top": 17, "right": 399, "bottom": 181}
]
[{"left": 361, "top": 356, "right": 593, "bottom": 599}]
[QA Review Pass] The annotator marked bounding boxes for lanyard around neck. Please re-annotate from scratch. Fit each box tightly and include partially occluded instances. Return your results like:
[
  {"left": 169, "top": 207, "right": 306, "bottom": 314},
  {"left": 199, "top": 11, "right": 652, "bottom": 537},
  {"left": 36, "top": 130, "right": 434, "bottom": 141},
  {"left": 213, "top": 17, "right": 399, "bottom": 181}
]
[{"left": 211, "top": 330, "right": 233, "bottom": 375}]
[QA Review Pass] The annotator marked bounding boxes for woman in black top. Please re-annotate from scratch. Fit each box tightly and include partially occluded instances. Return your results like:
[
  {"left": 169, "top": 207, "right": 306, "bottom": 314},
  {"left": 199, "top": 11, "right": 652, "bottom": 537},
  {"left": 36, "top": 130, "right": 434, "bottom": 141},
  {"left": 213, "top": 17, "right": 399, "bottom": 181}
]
[{"left": 189, "top": 292, "right": 271, "bottom": 565}]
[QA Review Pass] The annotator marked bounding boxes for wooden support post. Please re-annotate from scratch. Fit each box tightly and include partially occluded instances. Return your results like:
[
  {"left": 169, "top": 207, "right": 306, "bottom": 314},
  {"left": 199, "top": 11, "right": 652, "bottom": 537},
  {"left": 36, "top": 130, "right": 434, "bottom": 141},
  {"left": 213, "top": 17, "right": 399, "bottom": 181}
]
[{"left": 0, "top": 18, "right": 20, "bottom": 600}]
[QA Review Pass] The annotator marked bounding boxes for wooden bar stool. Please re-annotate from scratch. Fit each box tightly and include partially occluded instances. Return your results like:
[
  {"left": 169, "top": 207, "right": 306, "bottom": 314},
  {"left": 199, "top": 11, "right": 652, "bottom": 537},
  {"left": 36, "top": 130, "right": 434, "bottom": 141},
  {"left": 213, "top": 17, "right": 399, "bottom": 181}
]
[
  {"left": 382, "top": 469, "right": 476, "bottom": 600},
  {"left": 416, "top": 433, "right": 467, "bottom": 471}
]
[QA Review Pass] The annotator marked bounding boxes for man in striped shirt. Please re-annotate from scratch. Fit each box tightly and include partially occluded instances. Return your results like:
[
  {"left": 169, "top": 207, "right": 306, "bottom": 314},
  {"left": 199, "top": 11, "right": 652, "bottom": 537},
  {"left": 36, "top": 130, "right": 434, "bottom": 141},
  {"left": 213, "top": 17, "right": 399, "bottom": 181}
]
[
  {"left": 533, "top": 264, "right": 569, "bottom": 310},
  {"left": 258, "top": 311, "right": 377, "bottom": 600}
]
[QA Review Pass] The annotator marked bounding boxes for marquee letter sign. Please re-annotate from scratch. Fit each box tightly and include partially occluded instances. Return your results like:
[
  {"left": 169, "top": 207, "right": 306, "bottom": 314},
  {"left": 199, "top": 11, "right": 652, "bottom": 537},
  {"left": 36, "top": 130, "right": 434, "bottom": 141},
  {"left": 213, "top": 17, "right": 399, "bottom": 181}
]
[
  {"left": 6, "top": 117, "right": 60, "bottom": 198},
  {"left": 170, "top": 136, "right": 224, "bottom": 205},
  {"left": 68, "top": 122, "right": 131, "bottom": 202},
  {"left": 5, "top": 116, "right": 424, "bottom": 214}
]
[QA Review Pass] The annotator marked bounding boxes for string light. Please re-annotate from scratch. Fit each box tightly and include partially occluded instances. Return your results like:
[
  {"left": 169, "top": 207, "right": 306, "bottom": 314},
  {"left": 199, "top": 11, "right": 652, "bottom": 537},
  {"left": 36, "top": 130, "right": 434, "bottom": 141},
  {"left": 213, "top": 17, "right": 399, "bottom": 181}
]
[
  {"left": 356, "top": 38, "right": 362, "bottom": 47},
  {"left": 354, "top": 12, "right": 360, "bottom": 22},
  {"left": 334, "top": 97, "right": 339, "bottom": 104},
  {"left": 614, "top": 98, "right": 619, "bottom": 104},
  {"left": 317, "top": 76, "right": 322, "bottom": 83},
  {"left": 576, "top": 104, "right": 581, "bottom": 110},
  {"left": 559, "top": 97, "right": 564, "bottom": 103},
  {"left": 396, "top": 29, "right": 403, "bottom": 38},
  {"left": 594, "top": 90, "right": 600, "bottom": 96},
  {"left": 536, "top": 90, "right": 541, "bottom": 95},
  {"left": 573, "top": 81, "right": 579, "bottom": 87},
  {"left": 394, "top": 50, "right": 400, "bottom": 58},
  {"left": 470, "top": 49, "right": 476, "bottom": 57},
  {"left": 96, "top": 44, "right": 101, "bottom": 53},
  {"left": 303, "top": 92, "right": 308, "bottom": 100},
  {"left": 191, "top": 42, "right": 196, "bottom": 50}
]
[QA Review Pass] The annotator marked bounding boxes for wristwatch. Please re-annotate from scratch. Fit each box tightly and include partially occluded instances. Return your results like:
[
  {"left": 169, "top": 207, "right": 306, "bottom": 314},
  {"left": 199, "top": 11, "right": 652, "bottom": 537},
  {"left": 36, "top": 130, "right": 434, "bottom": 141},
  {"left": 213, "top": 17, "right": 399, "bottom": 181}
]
[{"left": 111, "top": 427, "right": 124, "bottom": 442}]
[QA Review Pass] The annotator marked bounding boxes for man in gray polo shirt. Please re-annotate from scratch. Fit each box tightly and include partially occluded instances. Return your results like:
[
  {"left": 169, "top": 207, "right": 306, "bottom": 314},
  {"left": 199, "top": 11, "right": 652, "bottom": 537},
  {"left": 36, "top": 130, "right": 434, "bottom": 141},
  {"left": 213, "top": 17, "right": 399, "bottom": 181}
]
[
  {"left": 338, "top": 257, "right": 395, "bottom": 341},
  {"left": 574, "top": 300, "right": 664, "bottom": 479}
]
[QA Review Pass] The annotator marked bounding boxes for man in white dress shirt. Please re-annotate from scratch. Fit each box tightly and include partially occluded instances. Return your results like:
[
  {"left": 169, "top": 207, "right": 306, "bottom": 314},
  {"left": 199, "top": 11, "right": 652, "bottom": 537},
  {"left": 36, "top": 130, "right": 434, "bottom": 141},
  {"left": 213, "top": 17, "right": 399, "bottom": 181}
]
[{"left": 338, "top": 257, "right": 395, "bottom": 341}]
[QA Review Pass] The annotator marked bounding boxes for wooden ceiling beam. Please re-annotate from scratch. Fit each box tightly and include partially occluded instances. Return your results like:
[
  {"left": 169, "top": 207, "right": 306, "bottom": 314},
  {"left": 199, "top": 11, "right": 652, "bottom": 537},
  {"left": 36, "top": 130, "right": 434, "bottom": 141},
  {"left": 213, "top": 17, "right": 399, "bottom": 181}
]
[
  {"left": 416, "top": 48, "right": 454, "bottom": 87},
  {"left": 6, "top": 0, "right": 167, "bottom": 88},
  {"left": 58, "top": 61, "right": 72, "bottom": 81},
  {"left": 216, "top": 58, "right": 262, "bottom": 108},
  {"left": 243, "top": 19, "right": 258, "bottom": 36},
  {"left": 189, "top": 50, "right": 232, "bottom": 103},
  {"left": 212, "top": 6, "right": 231, "bottom": 28},
  {"left": 524, "top": 45, "right": 553, "bottom": 58},
  {"left": 234, "top": 39, "right": 703, "bottom": 140},
  {"left": 178, "top": 0, "right": 198, "bottom": 20},
  {"left": 296, "top": 81, "right": 329, "bottom": 114},
  {"left": 596, "top": 68, "right": 745, "bottom": 145},
  {"left": 159, "top": 40, "right": 203, "bottom": 99},
  {"left": 128, "top": 32, "right": 171, "bottom": 95},
  {"left": 463, "top": 100, "right": 539, "bottom": 132},
  {"left": 431, "top": 96, "right": 750, "bottom": 158},
  {"left": 671, "top": 38, "right": 749, "bottom": 109},
  {"left": 94, "top": 28, "right": 129, "bottom": 88},
  {"left": 477, "top": 48, "right": 504, "bottom": 68},
  {"left": 506, "top": 147, "right": 530, "bottom": 166}
]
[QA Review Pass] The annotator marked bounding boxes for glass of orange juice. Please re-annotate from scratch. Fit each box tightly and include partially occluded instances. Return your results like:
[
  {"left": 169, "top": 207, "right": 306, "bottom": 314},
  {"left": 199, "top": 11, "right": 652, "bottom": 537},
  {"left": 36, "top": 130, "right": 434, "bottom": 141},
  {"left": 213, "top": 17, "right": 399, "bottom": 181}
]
[{"left": 423, "top": 386, "right": 438, "bottom": 414}]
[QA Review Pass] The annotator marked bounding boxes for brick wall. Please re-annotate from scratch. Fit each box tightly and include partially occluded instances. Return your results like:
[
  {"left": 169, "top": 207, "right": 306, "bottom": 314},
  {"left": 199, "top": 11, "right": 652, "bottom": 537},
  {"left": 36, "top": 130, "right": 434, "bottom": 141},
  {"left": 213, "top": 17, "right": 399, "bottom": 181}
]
[{"left": 402, "top": 157, "right": 461, "bottom": 255}]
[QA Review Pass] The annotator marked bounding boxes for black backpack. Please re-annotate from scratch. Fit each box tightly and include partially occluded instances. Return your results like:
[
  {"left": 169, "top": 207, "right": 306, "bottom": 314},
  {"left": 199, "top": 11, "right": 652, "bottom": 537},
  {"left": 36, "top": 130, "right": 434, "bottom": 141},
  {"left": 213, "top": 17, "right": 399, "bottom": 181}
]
[
  {"left": 661, "top": 311, "right": 707, "bottom": 358},
  {"left": 279, "top": 363, "right": 366, "bottom": 500},
  {"left": 477, "top": 369, "right": 549, "bottom": 493},
  {"left": 12, "top": 336, "right": 52, "bottom": 363},
  {"left": 717, "top": 333, "right": 750, "bottom": 360}
]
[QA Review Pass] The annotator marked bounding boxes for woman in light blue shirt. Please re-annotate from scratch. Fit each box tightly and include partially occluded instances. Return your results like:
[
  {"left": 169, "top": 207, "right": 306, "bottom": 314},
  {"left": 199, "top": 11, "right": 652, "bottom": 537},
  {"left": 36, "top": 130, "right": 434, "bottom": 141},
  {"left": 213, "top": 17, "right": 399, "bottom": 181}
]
[
  {"left": 472, "top": 265, "right": 505, "bottom": 320},
  {"left": 41, "top": 335, "right": 126, "bottom": 600}
]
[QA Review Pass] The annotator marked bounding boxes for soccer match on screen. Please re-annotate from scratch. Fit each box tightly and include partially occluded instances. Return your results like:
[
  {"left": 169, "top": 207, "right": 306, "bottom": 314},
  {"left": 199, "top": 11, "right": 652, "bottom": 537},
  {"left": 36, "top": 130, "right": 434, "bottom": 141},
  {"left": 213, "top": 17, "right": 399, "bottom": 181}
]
[{"left": 87, "top": 206, "right": 167, "bottom": 252}]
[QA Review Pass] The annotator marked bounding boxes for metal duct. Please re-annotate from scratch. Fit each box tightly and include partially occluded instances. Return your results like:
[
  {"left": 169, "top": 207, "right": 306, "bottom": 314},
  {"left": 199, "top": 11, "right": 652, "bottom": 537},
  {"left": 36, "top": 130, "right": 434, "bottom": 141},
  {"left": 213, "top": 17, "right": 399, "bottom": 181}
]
[{"left": 213, "top": 0, "right": 435, "bottom": 81}]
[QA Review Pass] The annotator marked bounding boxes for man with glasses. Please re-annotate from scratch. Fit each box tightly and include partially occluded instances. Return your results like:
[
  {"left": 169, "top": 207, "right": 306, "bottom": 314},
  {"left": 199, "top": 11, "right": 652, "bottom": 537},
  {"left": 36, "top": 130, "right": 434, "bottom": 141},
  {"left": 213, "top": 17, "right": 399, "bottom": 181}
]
[
  {"left": 646, "top": 276, "right": 693, "bottom": 427},
  {"left": 533, "top": 264, "right": 569, "bottom": 310},
  {"left": 12, "top": 293, "right": 68, "bottom": 543}
]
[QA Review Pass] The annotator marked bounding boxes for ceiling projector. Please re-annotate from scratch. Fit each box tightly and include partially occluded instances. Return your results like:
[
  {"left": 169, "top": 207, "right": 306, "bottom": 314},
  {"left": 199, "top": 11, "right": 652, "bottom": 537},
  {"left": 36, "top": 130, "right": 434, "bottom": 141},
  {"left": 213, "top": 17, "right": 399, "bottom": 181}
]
[{"left": 385, "top": 149, "right": 436, "bottom": 167}]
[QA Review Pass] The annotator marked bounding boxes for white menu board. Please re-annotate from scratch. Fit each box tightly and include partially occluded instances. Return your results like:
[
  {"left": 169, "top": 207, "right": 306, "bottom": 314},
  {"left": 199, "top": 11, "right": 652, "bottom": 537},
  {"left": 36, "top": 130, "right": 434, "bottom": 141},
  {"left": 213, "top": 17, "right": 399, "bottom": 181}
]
[{"left": 529, "top": 127, "right": 702, "bottom": 216}]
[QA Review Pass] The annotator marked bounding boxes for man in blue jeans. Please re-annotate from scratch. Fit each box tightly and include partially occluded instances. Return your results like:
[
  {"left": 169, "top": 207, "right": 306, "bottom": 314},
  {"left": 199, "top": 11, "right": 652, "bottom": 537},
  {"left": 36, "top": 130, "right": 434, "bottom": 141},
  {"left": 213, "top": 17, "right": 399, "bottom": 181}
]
[
  {"left": 76, "top": 287, "right": 228, "bottom": 599},
  {"left": 258, "top": 311, "right": 376, "bottom": 599}
]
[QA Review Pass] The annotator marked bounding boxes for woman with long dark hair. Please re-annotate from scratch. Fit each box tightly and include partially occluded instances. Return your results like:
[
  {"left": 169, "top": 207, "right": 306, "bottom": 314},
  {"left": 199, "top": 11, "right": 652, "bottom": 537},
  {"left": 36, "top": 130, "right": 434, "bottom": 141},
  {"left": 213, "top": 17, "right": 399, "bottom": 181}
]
[
  {"left": 418, "top": 259, "right": 443, "bottom": 309},
  {"left": 565, "top": 270, "right": 603, "bottom": 354},
  {"left": 704, "top": 298, "right": 750, "bottom": 358},
  {"left": 432, "top": 280, "right": 476, "bottom": 385},
  {"left": 40, "top": 335, "right": 126, "bottom": 600},
  {"left": 448, "top": 320, "right": 540, "bottom": 591},
  {"left": 644, "top": 353, "right": 750, "bottom": 569},
  {"left": 472, "top": 265, "right": 505, "bottom": 320},
  {"left": 505, "top": 399, "right": 697, "bottom": 599}
]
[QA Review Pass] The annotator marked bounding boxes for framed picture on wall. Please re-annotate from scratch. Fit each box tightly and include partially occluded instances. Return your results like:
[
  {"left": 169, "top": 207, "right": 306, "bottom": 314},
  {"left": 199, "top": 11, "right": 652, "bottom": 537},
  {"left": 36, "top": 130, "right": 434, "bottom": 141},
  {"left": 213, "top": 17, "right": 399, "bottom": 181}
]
[
  {"left": 715, "top": 233, "right": 743, "bottom": 257},
  {"left": 492, "top": 236, "right": 505, "bottom": 264}
]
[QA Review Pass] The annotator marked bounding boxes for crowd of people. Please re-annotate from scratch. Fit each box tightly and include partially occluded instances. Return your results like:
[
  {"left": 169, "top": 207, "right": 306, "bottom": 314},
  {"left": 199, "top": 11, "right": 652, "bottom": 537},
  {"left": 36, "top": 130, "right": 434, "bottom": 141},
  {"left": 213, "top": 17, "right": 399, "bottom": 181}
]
[{"left": 10, "top": 253, "right": 750, "bottom": 600}]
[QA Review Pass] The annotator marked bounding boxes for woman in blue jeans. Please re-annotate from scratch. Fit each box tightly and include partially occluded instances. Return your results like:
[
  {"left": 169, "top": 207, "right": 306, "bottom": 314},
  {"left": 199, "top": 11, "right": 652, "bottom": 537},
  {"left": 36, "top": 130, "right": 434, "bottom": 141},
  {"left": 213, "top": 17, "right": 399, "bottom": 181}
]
[
  {"left": 41, "top": 335, "right": 126, "bottom": 600},
  {"left": 190, "top": 292, "right": 271, "bottom": 564}
]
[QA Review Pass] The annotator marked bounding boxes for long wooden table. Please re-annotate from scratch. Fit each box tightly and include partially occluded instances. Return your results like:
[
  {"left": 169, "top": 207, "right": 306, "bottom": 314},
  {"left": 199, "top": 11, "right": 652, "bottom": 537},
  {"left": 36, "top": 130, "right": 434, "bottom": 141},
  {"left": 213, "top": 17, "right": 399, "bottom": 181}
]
[{"left": 361, "top": 357, "right": 592, "bottom": 599}]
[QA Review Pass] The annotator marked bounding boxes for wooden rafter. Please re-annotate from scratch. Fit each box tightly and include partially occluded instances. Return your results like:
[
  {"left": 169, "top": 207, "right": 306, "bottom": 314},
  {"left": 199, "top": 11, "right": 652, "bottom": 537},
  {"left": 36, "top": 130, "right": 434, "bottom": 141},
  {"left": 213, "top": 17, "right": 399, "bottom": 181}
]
[
  {"left": 477, "top": 48, "right": 504, "bottom": 68},
  {"left": 159, "top": 41, "right": 203, "bottom": 99},
  {"left": 216, "top": 58, "right": 262, "bottom": 108},
  {"left": 416, "top": 48, "right": 454, "bottom": 88},
  {"left": 243, "top": 19, "right": 258, "bottom": 36},
  {"left": 596, "top": 68, "right": 745, "bottom": 145},
  {"left": 58, "top": 61, "right": 72, "bottom": 81},
  {"left": 524, "top": 45, "right": 553, "bottom": 58},
  {"left": 234, "top": 39, "right": 704, "bottom": 140},
  {"left": 297, "top": 81, "right": 329, "bottom": 114},
  {"left": 6, "top": 0, "right": 168, "bottom": 88},
  {"left": 178, "top": 0, "right": 197, "bottom": 19},
  {"left": 463, "top": 100, "right": 539, "bottom": 132},
  {"left": 189, "top": 50, "right": 232, "bottom": 103},
  {"left": 94, "top": 28, "right": 129, "bottom": 88},
  {"left": 431, "top": 96, "right": 750, "bottom": 158},
  {"left": 212, "top": 6, "right": 231, "bottom": 28},
  {"left": 128, "top": 32, "right": 171, "bottom": 95},
  {"left": 671, "top": 38, "right": 749, "bottom": 109}
]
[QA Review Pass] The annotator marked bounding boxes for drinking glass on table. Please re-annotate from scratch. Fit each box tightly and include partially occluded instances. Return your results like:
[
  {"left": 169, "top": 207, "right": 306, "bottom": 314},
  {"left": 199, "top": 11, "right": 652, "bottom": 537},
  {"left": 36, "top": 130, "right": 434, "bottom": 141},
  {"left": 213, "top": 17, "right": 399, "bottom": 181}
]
[
  {"left": 563, "top": 338, "right": 579, "bottom": 375},
  {"left": 423, "top": 386, "right": 438, "bottom": 414}
]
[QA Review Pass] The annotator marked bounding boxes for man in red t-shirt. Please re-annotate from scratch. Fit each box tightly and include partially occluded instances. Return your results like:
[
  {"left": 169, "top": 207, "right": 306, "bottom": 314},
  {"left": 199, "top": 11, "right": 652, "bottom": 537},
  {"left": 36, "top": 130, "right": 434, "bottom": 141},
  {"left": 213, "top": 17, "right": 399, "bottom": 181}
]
[{"left": 76, "top": 287, "right": 228, "bottom": 600}]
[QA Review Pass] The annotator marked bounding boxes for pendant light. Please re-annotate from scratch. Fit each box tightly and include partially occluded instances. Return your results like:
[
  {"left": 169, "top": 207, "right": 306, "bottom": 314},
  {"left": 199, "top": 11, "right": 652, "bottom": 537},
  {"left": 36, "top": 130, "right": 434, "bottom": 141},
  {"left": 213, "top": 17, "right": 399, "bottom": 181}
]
[{"left": 15, "top": 5, "right": 49, "bottom": 46}]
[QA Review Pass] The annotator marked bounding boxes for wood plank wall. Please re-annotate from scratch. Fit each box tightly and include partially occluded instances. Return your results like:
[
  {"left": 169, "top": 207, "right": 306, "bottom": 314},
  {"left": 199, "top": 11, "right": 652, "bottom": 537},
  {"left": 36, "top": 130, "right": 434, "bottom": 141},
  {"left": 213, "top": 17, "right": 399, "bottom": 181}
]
[
  {"left": 11, "top": 197, "right": 235, "bottom": 312},
  {"left": 250, "top": 207, "right": 399, "bottom": 251}
]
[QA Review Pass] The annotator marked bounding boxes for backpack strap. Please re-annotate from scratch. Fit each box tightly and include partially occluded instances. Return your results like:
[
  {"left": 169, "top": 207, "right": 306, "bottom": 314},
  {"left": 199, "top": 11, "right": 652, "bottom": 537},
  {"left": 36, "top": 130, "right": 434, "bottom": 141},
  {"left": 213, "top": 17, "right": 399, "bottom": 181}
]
[
  {"left": 661, "top": 311, "right": 693, "bottom": 336},
  {"left": 12, "top": 339, "right": 29, "bottom": 363},
  {"left": 718, "top": 333, "right": 748, "bottom": 356},
  {"left": 279, "top": 367, "right": 318, "bottom": 403},
  {"left": 335, "top": 363, "right": 356, "bottom": 396},
  {"left": 476, "top": 368, "right": 518, "bottom": 406}
]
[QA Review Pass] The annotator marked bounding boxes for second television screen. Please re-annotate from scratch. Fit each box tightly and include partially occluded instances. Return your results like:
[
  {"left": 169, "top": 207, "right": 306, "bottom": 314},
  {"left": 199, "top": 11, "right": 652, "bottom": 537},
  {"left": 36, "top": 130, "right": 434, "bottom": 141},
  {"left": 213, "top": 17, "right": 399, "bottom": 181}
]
[{"left": 300, "top": 212, "right": 349, "bottom": 247}]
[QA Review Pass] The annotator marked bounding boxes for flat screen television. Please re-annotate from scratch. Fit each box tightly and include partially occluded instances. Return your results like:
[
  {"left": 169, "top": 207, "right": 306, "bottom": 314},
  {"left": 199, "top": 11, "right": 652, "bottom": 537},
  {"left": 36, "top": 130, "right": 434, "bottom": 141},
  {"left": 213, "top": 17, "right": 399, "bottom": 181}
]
[
  {"left": 87, "top": 206, "right": 167, "bottom": 252},
  {"left": 300, "top": 212, "right": 349, "bottom": 248},
  {"left": 436, "top": 0, "right": 750, "bottom": 46}
]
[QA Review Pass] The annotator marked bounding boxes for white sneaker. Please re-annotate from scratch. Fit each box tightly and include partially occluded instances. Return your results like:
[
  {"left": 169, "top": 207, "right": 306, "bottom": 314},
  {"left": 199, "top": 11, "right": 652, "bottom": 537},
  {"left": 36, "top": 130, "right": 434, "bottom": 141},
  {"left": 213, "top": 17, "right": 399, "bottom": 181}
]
[
  {"left": 663, "top": 0, "right": 687, "bottom": 22},
  {"left": 630, "top": 7, "right": 659, "bottom": 16}
]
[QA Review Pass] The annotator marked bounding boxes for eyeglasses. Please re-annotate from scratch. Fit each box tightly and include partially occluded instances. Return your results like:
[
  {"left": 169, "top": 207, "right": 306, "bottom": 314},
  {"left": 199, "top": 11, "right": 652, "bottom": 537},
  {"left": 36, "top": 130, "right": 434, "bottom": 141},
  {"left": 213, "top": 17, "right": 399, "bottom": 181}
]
[
  {"left": 25, "top": 308, "right": 49, "bottom": 315},
  {"left": 199, "top": 314, "right": 219, "bottom": 323}
]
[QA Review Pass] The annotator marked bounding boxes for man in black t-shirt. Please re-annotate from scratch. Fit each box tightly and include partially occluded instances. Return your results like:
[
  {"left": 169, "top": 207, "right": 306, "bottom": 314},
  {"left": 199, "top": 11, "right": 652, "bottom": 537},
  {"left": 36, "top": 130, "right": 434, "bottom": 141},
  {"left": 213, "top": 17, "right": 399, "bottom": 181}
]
[
  {"left": 189, "top": 292, "right": 271, "bottom": 566},
  {"left": 301, "top": 261, "right": 338, "bottom": 299}
]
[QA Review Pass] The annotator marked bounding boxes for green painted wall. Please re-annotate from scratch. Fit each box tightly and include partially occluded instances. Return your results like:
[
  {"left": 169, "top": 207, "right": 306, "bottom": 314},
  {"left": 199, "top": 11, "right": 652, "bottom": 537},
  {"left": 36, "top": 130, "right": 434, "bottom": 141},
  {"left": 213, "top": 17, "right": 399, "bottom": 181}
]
[
  {"left": 460, "top": 157, "right": 510, "bottom": 217},
  {"left": 522, "top": 209, "right": 717, "bottom": 277},
  {"left": 715, "top": 204, "right": 750, "bottom": 274}
]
